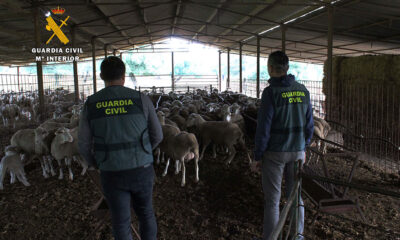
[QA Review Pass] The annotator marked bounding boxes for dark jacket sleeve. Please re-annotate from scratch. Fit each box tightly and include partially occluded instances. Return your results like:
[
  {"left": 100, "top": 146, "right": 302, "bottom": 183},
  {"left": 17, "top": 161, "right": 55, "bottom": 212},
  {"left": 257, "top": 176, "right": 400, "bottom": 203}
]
[
  {"left": 304, "top": 98, "right": 314, "bottom": 147},
  {"left": 141, "top": 94, "right": 163, "bottom": 149},
  {"left": 78, "top": 101, "right": 97, "bottom": 168},
  {"left": 254, "top": 87, "right": 275, "bottom": 161}
]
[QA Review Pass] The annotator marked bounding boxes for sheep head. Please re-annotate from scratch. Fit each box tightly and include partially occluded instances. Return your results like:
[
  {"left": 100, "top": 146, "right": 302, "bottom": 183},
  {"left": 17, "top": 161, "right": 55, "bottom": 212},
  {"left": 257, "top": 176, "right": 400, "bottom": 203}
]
[
  {"left": 55, "top": 127, "right": 74, "bottom": 144},
  {"left": 186, "top": 113, "right": 205, "bottom": 128},
  {"left": 157, "top": 111, "right": 166, "bottom": 125}
]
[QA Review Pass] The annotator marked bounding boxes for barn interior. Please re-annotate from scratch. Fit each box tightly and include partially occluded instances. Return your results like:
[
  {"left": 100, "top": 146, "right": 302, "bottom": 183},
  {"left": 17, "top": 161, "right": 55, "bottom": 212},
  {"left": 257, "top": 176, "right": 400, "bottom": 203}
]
[{"left": 0, "top": 0, "right": 399, "bottom": 239}]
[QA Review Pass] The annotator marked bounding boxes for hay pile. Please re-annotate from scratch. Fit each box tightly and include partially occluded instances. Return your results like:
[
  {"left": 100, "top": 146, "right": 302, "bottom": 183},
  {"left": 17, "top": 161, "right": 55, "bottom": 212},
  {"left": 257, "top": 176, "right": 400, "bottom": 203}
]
[{"left": 322, "top": 55, "right": 400, "bottom": 160}]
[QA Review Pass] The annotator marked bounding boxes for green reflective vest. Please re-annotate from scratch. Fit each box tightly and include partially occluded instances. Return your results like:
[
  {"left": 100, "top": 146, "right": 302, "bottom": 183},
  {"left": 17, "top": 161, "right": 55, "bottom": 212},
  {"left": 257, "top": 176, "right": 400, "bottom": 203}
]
[
  {"left": 267, "top": 81, "right": 310, "bottom": 152},
  {"left": 86, "top": 86, "right": 153, "bottom": 171}
]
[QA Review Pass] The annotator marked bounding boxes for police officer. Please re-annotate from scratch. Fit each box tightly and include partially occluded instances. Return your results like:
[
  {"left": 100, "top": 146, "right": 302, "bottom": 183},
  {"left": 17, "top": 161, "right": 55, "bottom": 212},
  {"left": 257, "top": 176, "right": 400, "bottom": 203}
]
[
  {"left": 78, "top": 56, "right": 163, "bottom": 240},
  {"left": 251, "top": 51, "right": 314, "bottom": 240}
]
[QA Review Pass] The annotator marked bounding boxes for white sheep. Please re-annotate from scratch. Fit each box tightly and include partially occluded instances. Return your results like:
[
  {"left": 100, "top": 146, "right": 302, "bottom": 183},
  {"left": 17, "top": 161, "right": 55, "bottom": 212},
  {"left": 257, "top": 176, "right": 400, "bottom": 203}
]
[
  {"left": 161, "top": 131, "right": 199, "bottom": 187},
  {"left": 0, "top": 146, "right": 30, "bottom": 190},
  {"left": 10, "top": 128, "right": 51, "bottom": 178},
  {"left": 186, "top": 113, "right": 245, "bottom": 165},
  {"left": 51, "top": 127, "right": 86, "bottom": 180}
]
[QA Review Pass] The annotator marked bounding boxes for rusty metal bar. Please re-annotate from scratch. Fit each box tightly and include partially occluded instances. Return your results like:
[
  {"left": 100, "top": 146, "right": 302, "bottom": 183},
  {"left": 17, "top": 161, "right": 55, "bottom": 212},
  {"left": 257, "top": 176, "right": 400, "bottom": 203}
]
[
  {"left": 327, "top": 5, "right": 333, "bottom": 121},
  {"left": 281, "top": 24, "right": 286, "bottom": 52},
  {"left": 34, "top": 5, "right": 44, "bottom": 119},
  {"left": 239, "top": 42, "right": 243, "bottom": 93},
  {"left": 256, "top": 35, "right": 260, "bottom": 98},
  {"left": 72, "top": 26, "right": 79, "bottom": 103},
  {"left": 104, "top": 44, "right": 108, "bottom": 58},
  {"left": 91, "top": 38, "right": 97, "bottom": 93},
  {"left": 218, "top": 50, "right": 221, "bottom": 91},
  {"left": 227, "top": 48, "right": 230, "bottom": 89},
  {"left": 171, "top": 51, "right": 175, "bottom": 92}
]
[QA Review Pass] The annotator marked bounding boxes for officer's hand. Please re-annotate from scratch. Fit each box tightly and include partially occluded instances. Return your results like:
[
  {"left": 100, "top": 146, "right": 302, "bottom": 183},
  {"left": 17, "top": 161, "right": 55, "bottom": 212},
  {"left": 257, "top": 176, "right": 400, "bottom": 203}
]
[{"left": 250, "top": 161, "right": 261, "bottom": 173}]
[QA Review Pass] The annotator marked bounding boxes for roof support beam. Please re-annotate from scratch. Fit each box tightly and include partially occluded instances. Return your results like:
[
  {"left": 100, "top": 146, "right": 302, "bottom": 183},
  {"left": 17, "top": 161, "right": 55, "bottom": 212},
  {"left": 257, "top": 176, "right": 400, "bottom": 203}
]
[
  {"left": 135, "top": 0, "right": 154, "bottom": 45},
  {"left": 91, "top": 38, "right": 97, "bottom": 93},
  {"left": 191, "top": 0, "right": 226, "bottom": 40},
  {"left": 171, "top": 0, "right": 182, "bottom": 35},
  {"left": 256, "top": 35, "right": 260, "bottom": 99}
]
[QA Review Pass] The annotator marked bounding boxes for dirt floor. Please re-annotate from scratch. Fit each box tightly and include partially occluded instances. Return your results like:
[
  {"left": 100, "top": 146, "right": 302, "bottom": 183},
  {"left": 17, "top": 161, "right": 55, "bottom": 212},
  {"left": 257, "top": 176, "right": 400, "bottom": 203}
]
[{"left": 0, "top": 141, "right": 399, "bottom": 240}]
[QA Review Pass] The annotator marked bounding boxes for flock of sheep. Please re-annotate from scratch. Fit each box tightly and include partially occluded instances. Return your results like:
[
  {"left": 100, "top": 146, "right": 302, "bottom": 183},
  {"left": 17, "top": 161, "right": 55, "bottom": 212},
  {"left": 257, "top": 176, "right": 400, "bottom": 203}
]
[{"left": 0, "top": 87, "right": 338, "bottom": 189}]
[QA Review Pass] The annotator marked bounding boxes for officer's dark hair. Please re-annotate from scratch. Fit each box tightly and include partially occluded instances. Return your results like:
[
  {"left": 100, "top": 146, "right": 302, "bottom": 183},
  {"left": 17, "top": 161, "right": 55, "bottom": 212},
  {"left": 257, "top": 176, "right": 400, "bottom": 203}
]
[
  {"left": 100, "top": 56, "right": 126, "bottom": 81},
  {"left": 268, "top": 51, "right": 289, "bottom": 74}
]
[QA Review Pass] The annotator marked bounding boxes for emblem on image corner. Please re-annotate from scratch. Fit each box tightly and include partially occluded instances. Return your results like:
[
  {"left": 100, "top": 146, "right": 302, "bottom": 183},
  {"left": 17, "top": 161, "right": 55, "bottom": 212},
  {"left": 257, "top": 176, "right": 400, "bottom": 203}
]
[{"left": 45, "top": 6, "right": 70, "bottom": 45}]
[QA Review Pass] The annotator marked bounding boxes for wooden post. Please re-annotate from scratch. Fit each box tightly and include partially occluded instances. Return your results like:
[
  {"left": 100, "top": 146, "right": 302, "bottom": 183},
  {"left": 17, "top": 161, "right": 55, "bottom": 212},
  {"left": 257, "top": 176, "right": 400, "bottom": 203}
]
[
  {"left": 239, "top": 42, "right": 243, "bottom": 93},
  {"left": 218, "top": 50, "right": 222, "bottom": 91},
  {"left": 91, "top": 37, "right": 97, "bottom": 93},
  {"left": 281, "top": 24, "right": 286, "bottom": 52},
  {"left": 227, "top": 48, "right": 230, "bottom": 89},
  {"left": 171, "top": 51, "right": 175, "bottom": 92},
  {"left": 72, "top": 26, "right": 79, "bottom": 103},
  {"left": 327, "top": 5, "right": 333, "bottom": 120},
  {"left": 104, "top": 44, "right": 108, "bottom": 58},
  {"left": 256, "top": 35, "right": 261, "bottom": 98},
  {"left": 34, "top": 5, "right": 44, "bottom": 119}
]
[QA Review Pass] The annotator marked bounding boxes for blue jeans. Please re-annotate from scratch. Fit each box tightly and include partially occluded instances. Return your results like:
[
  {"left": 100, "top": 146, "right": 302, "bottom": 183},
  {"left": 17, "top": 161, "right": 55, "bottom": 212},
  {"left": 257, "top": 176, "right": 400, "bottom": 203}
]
[
  {"left": 261, "top": 151, "right": 304, "bottom": 240},
  {"left": 100, "top": 164, "right": 157, "bottom": 240}
]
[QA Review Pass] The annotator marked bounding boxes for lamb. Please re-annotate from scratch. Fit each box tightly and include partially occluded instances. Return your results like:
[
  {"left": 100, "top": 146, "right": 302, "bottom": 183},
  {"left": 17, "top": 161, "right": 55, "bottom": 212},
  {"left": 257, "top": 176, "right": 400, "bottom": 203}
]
[
  {"left": 186, "top": 113, "right": 245, "bottom": 165},
  {"left": 10, "top": 128, "right": 51, "bottom": 178},
  {"left": 161, "top": 131, "right": 199, "bottom": 187},
  {"left": 0, "top": 146, "right": 30, "bottom": 190},
  {"left": 51, "top": 127, "right": 87, "bottom": 180},
  {"left": 0, "top": 104, "right": 20, "bottom": 128}
]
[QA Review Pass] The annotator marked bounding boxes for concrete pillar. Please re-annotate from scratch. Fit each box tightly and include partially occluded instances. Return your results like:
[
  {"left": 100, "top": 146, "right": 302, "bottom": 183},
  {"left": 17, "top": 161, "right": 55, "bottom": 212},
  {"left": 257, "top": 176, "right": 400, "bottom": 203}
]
[{"left": 91, "top": 37, "right": 97, "bottom": 93}]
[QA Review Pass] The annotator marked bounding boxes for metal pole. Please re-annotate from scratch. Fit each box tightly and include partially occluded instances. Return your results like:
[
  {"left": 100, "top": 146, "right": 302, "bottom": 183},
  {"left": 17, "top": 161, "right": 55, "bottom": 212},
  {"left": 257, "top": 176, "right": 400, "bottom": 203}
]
[
  {"left": 72, "top": 26, "right": 79, "bottom": 103},
  {"left": 239, "top": 43, "right": 243, "bottom": 93},
  {"left": 281, "top": 24, "right": 286, "bottom": 52},
  {"left": 120, "top": 52, "right": 123, "bottom": 59},
  {"left": 327, "top": 5, "right": 334, "bottom": 121},
  {"left": 17, "top": 66, "right": 20, "bottom": 91},
  {"left": 171, "top": 51, "right": 175, "bottom": 92},
  {"left": 227, "top": 48, "right": 230, "bottom": 90},
  {"left": 256, "top": 35, "right": 261, "bottom": 98},
  {"left": 34, "top": 5, "right": 44, "bottom": 120},
  {"left": 113, "top": 49, "right": 117, "bottom": 56},
  {"left": 91, "top": 38, "right": 97, "bottom": 93},
  {"left": 218, "top": 50, "right": 222, "bottom": 91},
  {"left": 104, "top": 44, "right": 108, "bottom": 58}
]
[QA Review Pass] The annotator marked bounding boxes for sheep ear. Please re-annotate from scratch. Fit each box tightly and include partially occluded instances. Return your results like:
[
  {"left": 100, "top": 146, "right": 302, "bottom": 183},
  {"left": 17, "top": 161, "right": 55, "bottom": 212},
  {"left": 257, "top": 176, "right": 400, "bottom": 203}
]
[{"left": 226, "top": 114, "right": 231, "bottom": 122}]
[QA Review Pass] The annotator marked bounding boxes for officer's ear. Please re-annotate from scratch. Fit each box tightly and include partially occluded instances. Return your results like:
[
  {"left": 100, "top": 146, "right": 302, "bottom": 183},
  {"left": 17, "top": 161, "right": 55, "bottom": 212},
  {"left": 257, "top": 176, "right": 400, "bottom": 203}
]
[
  {"left": 100, "top": 73, "right": 104, "bottom": 80},
  {"left": 121, "top": 74, "right": 125, "bottom": 85}
]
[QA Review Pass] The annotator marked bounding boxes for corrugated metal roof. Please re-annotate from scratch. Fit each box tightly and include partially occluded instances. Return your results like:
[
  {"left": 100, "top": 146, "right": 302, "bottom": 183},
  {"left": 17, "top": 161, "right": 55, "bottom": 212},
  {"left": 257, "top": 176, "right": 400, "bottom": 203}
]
[{"left": 0, "top": 0, "right": 399, "bottom": 65}]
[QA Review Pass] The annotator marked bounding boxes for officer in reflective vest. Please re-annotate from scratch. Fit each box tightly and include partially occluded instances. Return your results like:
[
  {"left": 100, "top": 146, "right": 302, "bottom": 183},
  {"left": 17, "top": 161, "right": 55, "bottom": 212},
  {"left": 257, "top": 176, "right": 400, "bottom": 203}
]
[
  {"left": 78, "top": 56, "right": 163, "bottom": 240},
  {"left": 251, "top": 51, "right": 314, "bottom": 240}
]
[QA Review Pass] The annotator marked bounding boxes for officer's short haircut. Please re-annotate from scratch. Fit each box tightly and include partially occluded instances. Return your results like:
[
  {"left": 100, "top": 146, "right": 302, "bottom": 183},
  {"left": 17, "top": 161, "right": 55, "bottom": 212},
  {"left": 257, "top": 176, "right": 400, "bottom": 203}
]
[
  {"left": 268, "top": 51, "right": 289, "bottom": 73},
  {"left": 100, "top": 56, "right": 126, "bottom": 81}
]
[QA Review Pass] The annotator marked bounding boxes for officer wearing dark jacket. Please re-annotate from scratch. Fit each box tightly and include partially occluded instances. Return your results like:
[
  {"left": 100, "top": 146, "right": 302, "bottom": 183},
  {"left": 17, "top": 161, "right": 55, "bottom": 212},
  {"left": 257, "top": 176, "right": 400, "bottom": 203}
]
[
  {"left": 78, "top": 56, "right": 163, "bottom": 240},
  {"left": 251, "top": 51, "right": 314, "bottom": 240}
]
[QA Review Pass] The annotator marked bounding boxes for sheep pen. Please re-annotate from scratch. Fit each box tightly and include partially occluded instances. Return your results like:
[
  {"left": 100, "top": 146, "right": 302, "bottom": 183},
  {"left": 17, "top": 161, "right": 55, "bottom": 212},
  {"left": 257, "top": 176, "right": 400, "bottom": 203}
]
[{"left": 0, "top": 88, "right": 399, "bottom": 240}]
